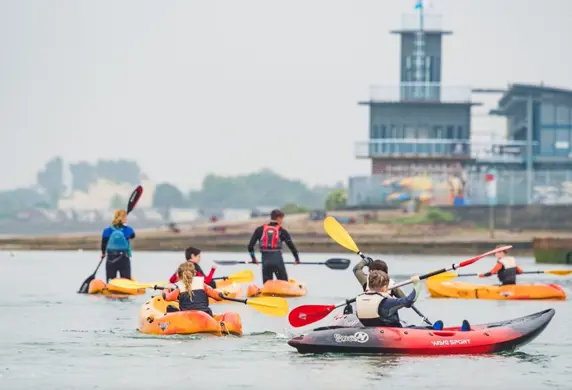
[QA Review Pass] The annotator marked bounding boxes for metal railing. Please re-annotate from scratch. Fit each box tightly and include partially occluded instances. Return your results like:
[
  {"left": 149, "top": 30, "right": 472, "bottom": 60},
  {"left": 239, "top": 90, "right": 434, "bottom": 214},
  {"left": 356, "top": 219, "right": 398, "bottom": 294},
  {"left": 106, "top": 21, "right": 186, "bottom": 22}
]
[
  {"left": 355, "top": 139, "right": 536, "bottom": 163},
  {"left": 369, "top": 83, "right": 472, "bottom": 103}
]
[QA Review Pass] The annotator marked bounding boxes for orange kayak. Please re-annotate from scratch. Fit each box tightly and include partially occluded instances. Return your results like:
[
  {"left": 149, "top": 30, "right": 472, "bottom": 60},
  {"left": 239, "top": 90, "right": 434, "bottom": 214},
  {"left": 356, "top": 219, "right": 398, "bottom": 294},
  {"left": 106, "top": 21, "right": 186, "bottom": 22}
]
[
  {"left": 138, "top": 296, "right": 242, "bottom": 336},
  {"left": 88, "top": 278, "right": 146, "bottom": 297},
  {"left": 247, "top": 279, "right": 306, "bottom": 298},
  {"left": 427, "top": 279, "right": 566, "bottom": 300},
  {"left": 209, "top": 282, "right": 244, "bottom": 304}
]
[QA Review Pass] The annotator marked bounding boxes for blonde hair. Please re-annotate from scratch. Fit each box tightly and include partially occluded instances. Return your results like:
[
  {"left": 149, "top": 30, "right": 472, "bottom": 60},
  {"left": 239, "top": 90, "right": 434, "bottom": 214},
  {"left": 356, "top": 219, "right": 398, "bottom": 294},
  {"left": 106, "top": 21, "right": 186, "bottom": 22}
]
[
  {"left": 368, "top": 270, "right": 389, "bottom": 290},
  {"left": 177, "top": 262, "right": 196, "bottom": 298},
  {"left": 112, "top": 209, "right": 127, "bottom": 227}
]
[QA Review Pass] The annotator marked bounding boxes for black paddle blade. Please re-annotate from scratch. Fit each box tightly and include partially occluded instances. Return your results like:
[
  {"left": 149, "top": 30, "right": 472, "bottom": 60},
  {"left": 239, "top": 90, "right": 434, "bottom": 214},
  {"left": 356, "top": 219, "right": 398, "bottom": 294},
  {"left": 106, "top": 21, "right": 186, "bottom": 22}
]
[
  {"left": 78, "top": 274, "right": 95, "bottom": 294},
  {"left": 214, "top": 260, "right": 248, "bottom": 265},
  {"left": 126, "top": 185, "right": 143, "bottom": 214},
  {"left": 325, "top": 258, "right": 351, "bottom": 270}
]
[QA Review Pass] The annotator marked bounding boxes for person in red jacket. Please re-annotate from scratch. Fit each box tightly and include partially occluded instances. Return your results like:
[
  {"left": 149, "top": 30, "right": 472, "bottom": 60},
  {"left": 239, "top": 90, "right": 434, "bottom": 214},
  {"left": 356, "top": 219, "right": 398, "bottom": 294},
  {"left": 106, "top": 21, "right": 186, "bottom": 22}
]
[{"left": 169, "top": 246, "right": 217, "bottom": 288}]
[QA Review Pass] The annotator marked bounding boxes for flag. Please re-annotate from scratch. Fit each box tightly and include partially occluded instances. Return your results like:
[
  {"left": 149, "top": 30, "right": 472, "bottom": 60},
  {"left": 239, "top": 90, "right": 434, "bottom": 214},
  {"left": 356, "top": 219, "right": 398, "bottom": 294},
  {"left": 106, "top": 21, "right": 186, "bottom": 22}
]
[{"left": 415, "top": 0, "right": 423, "bottom": 9}]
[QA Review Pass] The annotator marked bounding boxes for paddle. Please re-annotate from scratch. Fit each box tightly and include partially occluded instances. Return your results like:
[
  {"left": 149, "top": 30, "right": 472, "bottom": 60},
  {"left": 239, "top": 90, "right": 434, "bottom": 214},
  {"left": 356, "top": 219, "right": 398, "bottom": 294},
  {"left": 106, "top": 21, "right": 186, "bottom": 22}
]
[
  {"left": 152, "top": 285, "right": 288, "bottom": 317},
  {"left": 77, "top": 185, "right": 144, "bottom": 294},
  {"left": 430, "top": 269, "right": 572, "bottom": 282},
  {"left": 212, "top": 269, "right": 254, "bottom": 284},
  {"left": 108, "top": 278, "right": 170, "bottom": 290},
  {"left": 213, "top": 258, "right": 350, "bottom": 270},
  {"left": 288, "top": 245, "right": 512, "bottom": 328},
  {"left": 322, "top": 216, "right": 431, "bottom": 325}
]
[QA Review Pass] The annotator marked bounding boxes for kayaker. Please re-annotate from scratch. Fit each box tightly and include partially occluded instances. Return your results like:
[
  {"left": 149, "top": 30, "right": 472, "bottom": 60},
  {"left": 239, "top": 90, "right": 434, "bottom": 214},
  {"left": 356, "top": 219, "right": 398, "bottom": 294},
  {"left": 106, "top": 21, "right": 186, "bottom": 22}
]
[
  {"left": 353, "top": 258, "right": 407, "bottom": 297},
  {"left": 168, "top": 246, "right": 217, "bottom": 288},
  {"left": 478, "top": 245, "right": 523, "bottom": 285},
  {"left": 101, "top": 209, "right": 136, "bottom": 282},
  {"left": 247, "top": 209, "right": 300, "bottom": 283},
  {"left": 355, "top": 270, "right": 421, "bottom": 328},
  {"left": 162, "top": 262, "right": 223, "bottom": 316}
]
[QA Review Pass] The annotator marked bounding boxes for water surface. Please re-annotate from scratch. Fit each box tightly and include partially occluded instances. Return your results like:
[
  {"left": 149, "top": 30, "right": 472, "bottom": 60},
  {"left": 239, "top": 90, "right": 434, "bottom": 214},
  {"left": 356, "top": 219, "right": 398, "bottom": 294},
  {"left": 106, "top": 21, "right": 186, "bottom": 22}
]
[{"left": 1, "top": 250, "right": 570, "bottom": 390}]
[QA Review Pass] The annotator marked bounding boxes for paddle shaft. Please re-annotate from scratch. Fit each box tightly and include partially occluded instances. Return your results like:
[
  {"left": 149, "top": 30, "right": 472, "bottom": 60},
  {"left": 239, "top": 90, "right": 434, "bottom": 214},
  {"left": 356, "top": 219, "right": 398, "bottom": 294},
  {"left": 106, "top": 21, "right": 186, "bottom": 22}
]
[{"left": 456, "top": 271, "right": 556, "bottom": 277}]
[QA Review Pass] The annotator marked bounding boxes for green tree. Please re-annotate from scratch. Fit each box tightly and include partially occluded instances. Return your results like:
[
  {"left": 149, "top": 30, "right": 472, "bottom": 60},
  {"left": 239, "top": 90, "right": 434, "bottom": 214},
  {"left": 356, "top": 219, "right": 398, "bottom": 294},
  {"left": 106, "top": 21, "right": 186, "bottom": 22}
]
[
  {"left": 109, "top": 194, "right": 126, "bottom": 209},
  {"left": 281, "top": 203, "right": 308, "bottom": 214},
  {"left": 324, "top": 189, "right": 348, "bottom": 210},
  {"left": 36, "top": 156, "right": 65, "bottom": 208},
  {"left": 153, "top": 183, "right": 187, "bottom": 209},
  {"left": 0, "top": 188, "right": 45, "bottom": 218}
]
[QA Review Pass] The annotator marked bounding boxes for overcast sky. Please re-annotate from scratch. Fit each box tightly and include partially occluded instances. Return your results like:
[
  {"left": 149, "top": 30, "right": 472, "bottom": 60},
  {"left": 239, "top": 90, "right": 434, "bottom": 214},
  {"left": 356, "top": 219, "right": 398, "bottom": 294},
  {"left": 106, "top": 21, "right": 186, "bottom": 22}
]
[{"left": 0, "top": 0, "right": 571, "bottom": 191}]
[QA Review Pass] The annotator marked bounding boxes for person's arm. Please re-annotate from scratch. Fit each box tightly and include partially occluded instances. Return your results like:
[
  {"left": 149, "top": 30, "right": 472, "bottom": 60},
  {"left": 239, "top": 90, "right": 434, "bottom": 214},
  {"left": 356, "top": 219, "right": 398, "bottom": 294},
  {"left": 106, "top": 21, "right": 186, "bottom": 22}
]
[
  {"left": 280, "top": 228, "right": 300, "bottom": 262},
  {"left": 101, "top": 227, "right": 110, "bottom": 255},
  {"left": 247, "top": 226, "right": 262, "bottom": 262},
  {"left": 169, "top": 271, "right": 178, "bottom": 284},
  {"left": 379, "top": 280, "right": 421, "bottom": 317},
  {"left": 516, "top": 265, "right": 524, "bottom": 274},
  {"left": 205, "top": 284, "right": 223, "bottom": 301},
  {"left": 126, "top": 226, "right": 135, "bottom": 239},
  {"left": 353, "top": 258, "right": 369, "bottom": 291},
  {"left": 204, "top": 267, "right": 216, "bottom": 284},
  {"left": 388, "top": 279, "right": 407, "bottom": 298},
  {"left": 479, "top": 262, "right": 502, "bottom": 278}
]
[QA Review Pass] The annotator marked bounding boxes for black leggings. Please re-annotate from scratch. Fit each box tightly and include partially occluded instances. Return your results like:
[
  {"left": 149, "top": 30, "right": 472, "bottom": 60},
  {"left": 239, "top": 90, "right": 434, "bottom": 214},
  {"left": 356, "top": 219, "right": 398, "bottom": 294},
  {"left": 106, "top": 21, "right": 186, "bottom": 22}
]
[
  {"left": 106, "top": 251, "right": 131, "bottom": 282},
  {"left": 261, "top": 252, "right": 288, "bottom": 283}
]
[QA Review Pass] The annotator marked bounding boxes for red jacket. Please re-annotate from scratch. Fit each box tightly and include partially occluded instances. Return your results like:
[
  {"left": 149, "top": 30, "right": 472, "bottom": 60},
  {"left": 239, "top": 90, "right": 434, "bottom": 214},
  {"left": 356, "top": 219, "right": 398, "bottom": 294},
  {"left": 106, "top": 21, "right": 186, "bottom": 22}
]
[{"left": 169, "top": 263, "right": 215, "bottom": 284}]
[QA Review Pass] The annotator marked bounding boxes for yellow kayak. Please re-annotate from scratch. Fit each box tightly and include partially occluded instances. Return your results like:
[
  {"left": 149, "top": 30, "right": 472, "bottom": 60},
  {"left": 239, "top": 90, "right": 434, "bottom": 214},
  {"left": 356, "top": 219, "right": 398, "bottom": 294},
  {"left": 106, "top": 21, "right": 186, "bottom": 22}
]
[{"left": 427, "top": 279, "right": 566, "bottom": 300}]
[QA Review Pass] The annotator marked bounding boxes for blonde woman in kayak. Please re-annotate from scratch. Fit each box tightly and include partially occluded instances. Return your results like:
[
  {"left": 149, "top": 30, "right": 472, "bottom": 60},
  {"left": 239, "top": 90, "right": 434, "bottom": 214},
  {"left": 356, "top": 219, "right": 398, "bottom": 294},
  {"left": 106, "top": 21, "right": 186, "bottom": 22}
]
[{"left": 162, "top": 262, "right": 223, "bottom": 316}]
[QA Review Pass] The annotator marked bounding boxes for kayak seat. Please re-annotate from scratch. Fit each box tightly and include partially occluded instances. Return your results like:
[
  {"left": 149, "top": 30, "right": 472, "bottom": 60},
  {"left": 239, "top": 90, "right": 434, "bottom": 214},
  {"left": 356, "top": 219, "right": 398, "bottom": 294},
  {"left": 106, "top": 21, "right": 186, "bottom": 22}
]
[
  {"left": 166, "top": 305, "right": 180, "bottom": 313},
  {"left": 432, "top": 320, "right": 444, "bottom": 330},
  {"left": 461, "top": 320, "right": 471, "bottom": 332}
]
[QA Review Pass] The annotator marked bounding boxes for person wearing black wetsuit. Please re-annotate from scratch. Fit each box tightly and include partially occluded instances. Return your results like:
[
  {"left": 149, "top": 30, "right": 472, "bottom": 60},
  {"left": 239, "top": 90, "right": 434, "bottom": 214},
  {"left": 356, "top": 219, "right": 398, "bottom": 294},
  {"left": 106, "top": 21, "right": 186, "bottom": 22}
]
[{"left": 247, "top": 209, "right": 300, "bottom": 283}]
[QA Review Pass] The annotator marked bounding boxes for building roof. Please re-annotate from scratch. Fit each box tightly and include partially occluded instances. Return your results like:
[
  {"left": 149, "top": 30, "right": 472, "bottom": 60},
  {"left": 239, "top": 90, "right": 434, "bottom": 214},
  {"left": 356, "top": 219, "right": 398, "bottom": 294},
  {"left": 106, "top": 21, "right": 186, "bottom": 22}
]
[{"left": 498, "top": 83, "right": 572, "bottom": 108}]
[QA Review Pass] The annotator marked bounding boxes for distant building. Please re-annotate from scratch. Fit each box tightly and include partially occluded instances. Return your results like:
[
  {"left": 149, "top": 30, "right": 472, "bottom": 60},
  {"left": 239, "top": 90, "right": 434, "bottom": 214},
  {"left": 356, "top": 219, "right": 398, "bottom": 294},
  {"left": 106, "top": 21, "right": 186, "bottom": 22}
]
[{"left": 349, "top": 6, "right": 572, "bottom": 207}]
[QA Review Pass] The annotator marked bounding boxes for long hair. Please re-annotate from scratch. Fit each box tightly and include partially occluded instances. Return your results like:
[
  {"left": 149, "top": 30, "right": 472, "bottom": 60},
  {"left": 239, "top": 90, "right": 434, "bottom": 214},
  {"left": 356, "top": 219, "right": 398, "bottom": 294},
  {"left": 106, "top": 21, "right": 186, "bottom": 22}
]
[
  {"left": 112, "top": 209, "right": 127, "bottom": 227},
  {"left": 177, "top": 262, "right": 196, "bottom": 299}
]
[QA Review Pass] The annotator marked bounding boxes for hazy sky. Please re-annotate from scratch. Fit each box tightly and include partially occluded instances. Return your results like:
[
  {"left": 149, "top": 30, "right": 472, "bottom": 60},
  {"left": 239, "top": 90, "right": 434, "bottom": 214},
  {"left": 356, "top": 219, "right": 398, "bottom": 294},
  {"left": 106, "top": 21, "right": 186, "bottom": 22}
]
[{"left": 1, "top": 0, "right": 571, "bottom": 191}]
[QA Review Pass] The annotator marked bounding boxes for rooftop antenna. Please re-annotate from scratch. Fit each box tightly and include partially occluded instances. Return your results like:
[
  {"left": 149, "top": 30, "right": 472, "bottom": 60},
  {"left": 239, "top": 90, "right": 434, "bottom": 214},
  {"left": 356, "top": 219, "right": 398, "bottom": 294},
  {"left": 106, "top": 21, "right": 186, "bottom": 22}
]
[{"left": 413, "top": 0, "right": 426, "bottom": 99}]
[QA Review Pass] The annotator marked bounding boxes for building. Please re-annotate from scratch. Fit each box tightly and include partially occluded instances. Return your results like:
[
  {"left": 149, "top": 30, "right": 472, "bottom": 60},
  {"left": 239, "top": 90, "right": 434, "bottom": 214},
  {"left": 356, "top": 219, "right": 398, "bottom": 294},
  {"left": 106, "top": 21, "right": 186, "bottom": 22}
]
[{"left": 349, "top": 6, "right": 572, "bottom": 207}]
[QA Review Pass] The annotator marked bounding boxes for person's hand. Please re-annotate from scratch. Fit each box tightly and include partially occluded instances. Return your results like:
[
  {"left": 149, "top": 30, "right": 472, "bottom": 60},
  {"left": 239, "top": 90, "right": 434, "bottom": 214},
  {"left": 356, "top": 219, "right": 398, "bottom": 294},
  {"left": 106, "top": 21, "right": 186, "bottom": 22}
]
[
  {"left": 294, "top": 259, "right": 301, "bottom": 265},
  {"left": 212, "top": 265, "right": 217, "bottom": 270},
  {"left": 218, "top": 292, "right": 225, "bottom": 298},
  {"left": 365, "top": 256, "right": 373, "bottom": 266},
  {"left": 478, "top": 273, "right": 485, "bottom": 278},
  {"left": 100, "top": 253, "right": 106, "bottom": 260},
  {"left": 411, "top": 275, "right": 420, "bottom": 282},
  {"left": 251, "top": 258, "right": 259, "bottom": 265}
]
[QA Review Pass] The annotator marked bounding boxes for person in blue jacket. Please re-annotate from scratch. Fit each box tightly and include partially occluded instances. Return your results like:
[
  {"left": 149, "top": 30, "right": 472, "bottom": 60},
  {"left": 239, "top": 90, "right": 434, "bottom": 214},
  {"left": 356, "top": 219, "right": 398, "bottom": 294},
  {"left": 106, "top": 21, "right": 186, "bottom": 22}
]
[{"left": 101, "top": 209, "right": 136, "bottom": 282}]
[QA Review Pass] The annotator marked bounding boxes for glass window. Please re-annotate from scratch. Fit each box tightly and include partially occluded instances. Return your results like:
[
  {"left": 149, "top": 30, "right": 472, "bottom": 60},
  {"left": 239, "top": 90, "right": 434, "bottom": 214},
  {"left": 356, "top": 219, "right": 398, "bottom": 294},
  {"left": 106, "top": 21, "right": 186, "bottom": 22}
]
[
  {"left": 418, "top": 126, "right": 429, "bottom": 138},
  {"left": 541, "top": 103, "right": 555, "bottom": 125},
  {"left": 457, "top": 126, "right": 464, "bottom": 139},
  {"left": 380, "top": 125, "right": 387, "bottom": 138},
  {"left": 555, "top": 129, "right": 569, "bottom": 149},
  {"left": 540, "top": 128, "right": 554, "bottom": 155},
  {"left": 556, "top": 105, "right": 570, "bottom": 125},
  {"left": 432, "top": 126, "right": 444, "bottom": 139},
  {"left": 372, "top": 125, "right": 380, "bottom": 139},
  {"left": 404, "top": 125, "right": 416, "bottom": 138},
  {"left": 446, "top": 125, "right": 454, "bottom": 139},
  {"left": 390, "top": 125, "right": 397, "bottom": 138}
]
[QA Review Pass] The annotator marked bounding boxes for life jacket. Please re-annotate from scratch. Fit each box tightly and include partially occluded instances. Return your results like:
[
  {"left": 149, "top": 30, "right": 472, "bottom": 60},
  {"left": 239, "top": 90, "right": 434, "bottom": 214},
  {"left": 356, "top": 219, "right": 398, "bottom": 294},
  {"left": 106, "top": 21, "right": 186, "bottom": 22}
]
[
  {"left": 497, "top": 256, "right": 518, "bottom": 285},
  {"left": 259, "top": 224, "right": 282, "bottom": 251},
  {"left": 174, "top": 276, "right": 210, "bottom": 312},
  {"left": 356, "top": 291, "right": 401, "bottom": 327},
  {"left": 106, "top": 226, "right": 130, "bottom": 253}
]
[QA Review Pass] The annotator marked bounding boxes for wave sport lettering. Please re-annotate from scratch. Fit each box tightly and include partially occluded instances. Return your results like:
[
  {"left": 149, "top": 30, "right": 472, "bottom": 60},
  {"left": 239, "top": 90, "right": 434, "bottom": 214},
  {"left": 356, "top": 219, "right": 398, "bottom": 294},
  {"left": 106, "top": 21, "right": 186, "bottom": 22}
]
[{"left": 431, "top": 339, "right": 471, "bottom": 346}]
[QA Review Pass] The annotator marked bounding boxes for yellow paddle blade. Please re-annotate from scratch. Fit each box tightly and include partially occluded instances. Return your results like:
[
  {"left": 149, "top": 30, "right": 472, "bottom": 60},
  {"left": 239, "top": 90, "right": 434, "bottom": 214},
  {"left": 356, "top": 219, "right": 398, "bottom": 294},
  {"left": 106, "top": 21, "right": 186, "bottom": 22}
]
[
  {"left": 323, "top": 216, "right": 359, "bottom": 253},
  {"left": 107, "top": 279, "right": 169, "bottom": 290},
  {"left": 227, "top": 269, "right": 255, "bottom": 284},
  {"left": 545, "top": 270, "right": 572, "bottom": 276},
  {"left": 245, "top": 297, "right": 289, "bottom": 317},
  {"left": 428, "top": 271, "right": 458, "bottom": 282}
]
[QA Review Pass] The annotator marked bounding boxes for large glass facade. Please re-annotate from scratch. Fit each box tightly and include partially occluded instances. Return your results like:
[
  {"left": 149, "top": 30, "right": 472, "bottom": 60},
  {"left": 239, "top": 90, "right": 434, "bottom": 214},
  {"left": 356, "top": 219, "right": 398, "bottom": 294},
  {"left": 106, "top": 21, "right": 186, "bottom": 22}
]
[{"left": 538, "top": 102, "right": 572, "bottom": 157}]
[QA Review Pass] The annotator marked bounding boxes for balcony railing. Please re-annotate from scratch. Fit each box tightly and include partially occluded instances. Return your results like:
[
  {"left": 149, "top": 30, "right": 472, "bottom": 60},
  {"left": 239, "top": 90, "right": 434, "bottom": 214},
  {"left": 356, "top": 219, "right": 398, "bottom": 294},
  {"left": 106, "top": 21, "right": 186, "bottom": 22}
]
[
  {"left": 355, "top": 139, "right": 537, "bottom": 163},
  {"left": 369, "top": 83, "right": 472, "bottom": 104}
]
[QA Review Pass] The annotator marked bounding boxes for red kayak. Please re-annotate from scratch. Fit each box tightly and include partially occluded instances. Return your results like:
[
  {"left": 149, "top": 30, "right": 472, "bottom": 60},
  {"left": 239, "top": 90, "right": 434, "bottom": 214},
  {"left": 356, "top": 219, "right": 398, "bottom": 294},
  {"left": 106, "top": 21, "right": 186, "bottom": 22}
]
[{"left": 288, "top": 308, "right": 555, "bottom": 355}]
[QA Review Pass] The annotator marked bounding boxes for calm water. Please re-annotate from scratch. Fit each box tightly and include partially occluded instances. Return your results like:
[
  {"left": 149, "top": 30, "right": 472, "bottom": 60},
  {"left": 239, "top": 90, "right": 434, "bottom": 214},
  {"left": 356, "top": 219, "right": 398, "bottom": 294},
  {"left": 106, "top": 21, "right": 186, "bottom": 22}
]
[{"left": 1, "top": 250, "right": 571, "bottom": 390}]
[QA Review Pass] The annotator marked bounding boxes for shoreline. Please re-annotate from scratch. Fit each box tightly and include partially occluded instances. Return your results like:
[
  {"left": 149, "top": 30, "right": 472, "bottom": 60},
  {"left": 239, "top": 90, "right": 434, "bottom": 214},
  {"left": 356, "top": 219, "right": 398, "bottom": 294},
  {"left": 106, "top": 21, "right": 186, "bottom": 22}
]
[{"left": 0, "top": 231, "right": 535, "bottom": 256}]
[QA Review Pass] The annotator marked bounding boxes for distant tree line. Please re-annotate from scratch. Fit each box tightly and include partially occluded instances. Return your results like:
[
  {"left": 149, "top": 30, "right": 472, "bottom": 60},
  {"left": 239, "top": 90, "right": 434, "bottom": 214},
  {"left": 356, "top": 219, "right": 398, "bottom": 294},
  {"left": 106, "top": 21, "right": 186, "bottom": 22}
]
[{"left": 0, "top": 158, "right": 347, "bottom": 218}]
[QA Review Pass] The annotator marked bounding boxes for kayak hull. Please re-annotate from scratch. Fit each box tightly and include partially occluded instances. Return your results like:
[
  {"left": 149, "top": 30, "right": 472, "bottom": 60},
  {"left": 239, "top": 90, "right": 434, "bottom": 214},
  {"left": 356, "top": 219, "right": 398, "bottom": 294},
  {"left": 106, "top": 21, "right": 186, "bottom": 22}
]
[
  {"left": 88, "top": 278, "right": 146, "bottom": 296},
  {"left": 427, "top": 279, "right": 566, "bottom": 300},
  {"left": 247, "top": 279, "right": 306, "bottom": 298},
  {"left": 209, "top": 282, "right": 244, "bottom": 304},
  {"left": 288, "top": 309, "right": 555, "bottom": 355},
  {"left": 138, "top": 296, "right": 242, "bottom": 336}
]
